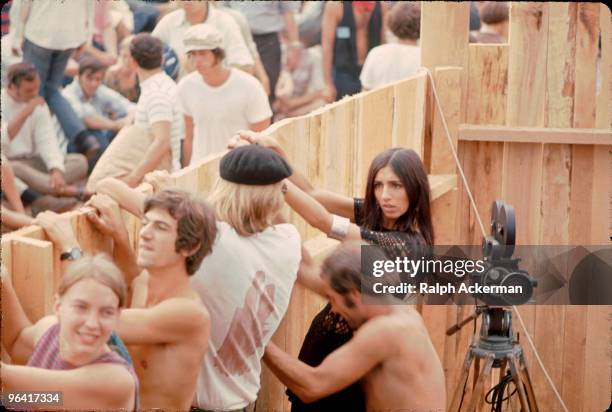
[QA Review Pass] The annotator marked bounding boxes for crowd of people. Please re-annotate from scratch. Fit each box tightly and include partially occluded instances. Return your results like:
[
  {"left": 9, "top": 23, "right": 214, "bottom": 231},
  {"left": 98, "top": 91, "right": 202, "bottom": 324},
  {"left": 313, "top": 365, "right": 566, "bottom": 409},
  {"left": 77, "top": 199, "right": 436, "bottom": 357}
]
[{"left": 1, "top": 1, "right": 509, "bottom": 411}]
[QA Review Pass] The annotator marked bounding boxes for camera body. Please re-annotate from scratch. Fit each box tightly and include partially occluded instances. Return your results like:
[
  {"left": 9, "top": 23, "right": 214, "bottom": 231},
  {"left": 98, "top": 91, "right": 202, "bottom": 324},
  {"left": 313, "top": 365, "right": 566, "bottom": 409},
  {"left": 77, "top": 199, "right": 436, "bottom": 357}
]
[{"left": 470, "top": 201, "right": 537, "bottom": 306}]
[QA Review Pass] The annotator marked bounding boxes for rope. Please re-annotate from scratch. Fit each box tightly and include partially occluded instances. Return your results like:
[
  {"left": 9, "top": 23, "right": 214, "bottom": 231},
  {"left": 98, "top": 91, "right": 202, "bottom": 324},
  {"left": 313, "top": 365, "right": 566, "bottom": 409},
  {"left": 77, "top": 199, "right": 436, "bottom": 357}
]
[
  {"left": 423, "top": 67, "right": 569, "bottom": 412},
  {"left": 423, "top": 69, "right": 487, "bottom": 238}
]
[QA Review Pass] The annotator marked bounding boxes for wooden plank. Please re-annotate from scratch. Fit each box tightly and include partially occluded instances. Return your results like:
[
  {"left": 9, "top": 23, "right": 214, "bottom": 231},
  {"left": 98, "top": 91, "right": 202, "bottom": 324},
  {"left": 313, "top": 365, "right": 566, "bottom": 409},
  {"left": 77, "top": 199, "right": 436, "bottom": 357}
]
[
  {"left": 355, "top": 85, "right": 394, "bottom": 196},
  {"left": 458, "top": 125, "right": 612, "bottom": 145},
  {"left": 430, "top": 67, "right": 461, "bottom": 245},
  {"left": 194, "top": 153, "right": 223, "bottom": 196},
  {"left": 392, "top": 71, "right": 427, "bottom": 157},
  {"left": 320, "top": 96, "right": 357, "bottom": 198},
  {"left": 11, "top": 237, "right": 54, "bottom": 322},
  {"left": 1, "top": 238, "right": 12, "bottom": 276},
  {"left": 535, "top": 5, "right": 576, "bottom": 406},
  {"left": 466, "top": 44, "right": 509, "bottom": 125},
  {"left": 507, "top": 2, "right": 549, "bottom": 127},
  {"left": 584, "top": 305, "right": 612, "bottom": 411},
  {"left": 429, "top": 174, "right": 456, "bottom": 201},
  {"left": 421, "top": 2, "right": 470, "bottom": 122},
  {"left": 596, "top": 3, "right": 611, "bottom": 129},
  {"left": 504, "top": 4, "right": 549, "bottom": 406},
  {"left": 574, "top": 3, "right": 600, "bottom": 129}
]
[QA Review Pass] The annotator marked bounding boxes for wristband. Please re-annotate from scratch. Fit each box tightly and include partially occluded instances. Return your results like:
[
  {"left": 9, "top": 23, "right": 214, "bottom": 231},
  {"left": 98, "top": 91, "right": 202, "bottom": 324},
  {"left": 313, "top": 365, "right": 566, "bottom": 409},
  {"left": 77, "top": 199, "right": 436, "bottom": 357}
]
[{"left": 329, "top": 214, "right": 350, "bottom": 240}]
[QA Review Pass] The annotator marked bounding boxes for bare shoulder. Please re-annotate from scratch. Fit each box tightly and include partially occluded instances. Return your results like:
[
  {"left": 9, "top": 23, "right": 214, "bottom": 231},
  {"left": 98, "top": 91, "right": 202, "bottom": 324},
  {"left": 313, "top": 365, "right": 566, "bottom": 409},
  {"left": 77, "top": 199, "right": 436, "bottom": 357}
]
[
  {"left": 157, "top": 296, "right": 210, "bottom": 326},
  {"left": 354, "top": 309, "right": 424, "bottom": 349},
  {"left": 31, "top": 315, "right": 58, "bottom": 344}
]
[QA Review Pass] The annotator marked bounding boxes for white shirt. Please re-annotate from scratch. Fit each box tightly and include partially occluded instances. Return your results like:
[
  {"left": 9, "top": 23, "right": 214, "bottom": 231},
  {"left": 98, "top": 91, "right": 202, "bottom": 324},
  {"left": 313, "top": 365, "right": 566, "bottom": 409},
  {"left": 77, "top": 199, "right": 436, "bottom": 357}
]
[
  {"left": 10, "top": 0, "right": 94, "bottom": 51},
  {"left": 135, "top": 71, "right": 184, "bottom": 171},
  {"left": 177, "top": 69, "right": 272, "bottom": 164},
  {"left": 152, "top": 8, "right": 253, "bottom": 67},
  {"left": 191, "top": 221, "right": 301, "bottom": 410},
  {"left": 360, "top": 43, "right": 421, "bottom": 90},
  {"left": 1, "top": 89, "right": 65, "bottom": 172}
]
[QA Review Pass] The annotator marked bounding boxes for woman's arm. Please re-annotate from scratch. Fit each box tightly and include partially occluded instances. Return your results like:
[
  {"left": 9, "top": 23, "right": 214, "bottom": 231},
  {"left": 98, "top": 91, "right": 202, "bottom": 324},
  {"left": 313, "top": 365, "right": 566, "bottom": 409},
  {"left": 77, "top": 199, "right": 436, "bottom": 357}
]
[
  {"left": 235, "top": 131, "right": 356, "bottom": 219},
  {"left": 1, "top": 269, "right": 34, "bottom": 362},
  {"left": 284, "top": 180, "right": 362, "bottom": 242},
  {"left": 95, "top": 177, "right": 147, "bottom": 218},
  {"left": 0, "top": 362, "right": 134, "bottom": 410}
]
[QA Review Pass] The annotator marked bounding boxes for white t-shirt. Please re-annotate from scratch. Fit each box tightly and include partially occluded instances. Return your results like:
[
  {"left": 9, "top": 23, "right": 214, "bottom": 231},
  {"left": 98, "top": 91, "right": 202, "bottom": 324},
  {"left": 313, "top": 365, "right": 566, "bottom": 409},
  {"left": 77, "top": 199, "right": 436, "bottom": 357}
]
[
  {"left": 135, "top": 71, "right": 184, "bottom": 171},
  {"left": 360, "top": 43, "right": 421, "bottom": 90},
  {"left": 191, "top": 221, "right": 301, "bottom": 410},
  {"left": 152, "top": 8, "right": 253, "bottom": 67},
  {"left": 1, "top": 89, "right": 65, "bottom": 172},
  {"left": 177, "top": 69, "right": 272, "bottom": 164}
]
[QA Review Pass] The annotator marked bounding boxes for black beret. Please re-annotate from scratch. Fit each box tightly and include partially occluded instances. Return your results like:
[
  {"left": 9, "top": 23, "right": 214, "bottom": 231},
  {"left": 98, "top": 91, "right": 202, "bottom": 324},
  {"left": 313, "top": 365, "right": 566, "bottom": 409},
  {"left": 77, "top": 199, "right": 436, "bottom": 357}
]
[{"left": 219, "top": 145, "right": 292, "bottom": 185}]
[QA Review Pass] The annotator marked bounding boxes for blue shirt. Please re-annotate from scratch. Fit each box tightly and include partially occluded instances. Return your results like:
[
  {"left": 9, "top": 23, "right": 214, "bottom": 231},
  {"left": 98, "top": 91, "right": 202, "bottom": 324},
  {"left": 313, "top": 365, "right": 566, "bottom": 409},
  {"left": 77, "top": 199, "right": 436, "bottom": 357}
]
[{"left": 63, "top": 79, "right": 134, "bottom": 121}]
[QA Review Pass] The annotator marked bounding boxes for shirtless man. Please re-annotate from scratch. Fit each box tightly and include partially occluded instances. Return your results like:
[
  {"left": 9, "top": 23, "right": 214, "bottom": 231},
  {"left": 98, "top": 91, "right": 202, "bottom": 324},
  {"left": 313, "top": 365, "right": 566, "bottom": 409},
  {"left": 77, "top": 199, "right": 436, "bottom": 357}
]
[
  {"left": 37, "top": 188, "right": 217, "bottom": 410},
  {"left": 321, "top": 1, "right": 388, "bottom": 101},
  {"left": 263, "top": 243, "right": 446, "bottom": 412}
]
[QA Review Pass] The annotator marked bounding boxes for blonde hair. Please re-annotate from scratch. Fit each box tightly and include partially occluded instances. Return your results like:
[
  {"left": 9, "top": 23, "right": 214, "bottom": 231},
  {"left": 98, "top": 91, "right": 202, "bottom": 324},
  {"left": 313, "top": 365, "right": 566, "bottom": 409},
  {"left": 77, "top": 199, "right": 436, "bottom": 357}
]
[
  {"left": 208, "top": 178, "right": 284, "bottom": 236},
  {"left": 58, "top": 254, "right": 127, "bottom": 308}
]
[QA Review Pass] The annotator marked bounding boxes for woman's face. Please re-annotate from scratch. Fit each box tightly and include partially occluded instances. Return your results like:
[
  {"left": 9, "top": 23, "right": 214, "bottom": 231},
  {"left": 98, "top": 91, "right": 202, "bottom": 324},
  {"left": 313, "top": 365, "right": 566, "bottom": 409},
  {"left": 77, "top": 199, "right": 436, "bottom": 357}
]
[
  {"left": 373, "top": 166, "right": 409, "bottom": 228},
  {"left": 55, "top": 278, "right": 120, "bottom": 365}
]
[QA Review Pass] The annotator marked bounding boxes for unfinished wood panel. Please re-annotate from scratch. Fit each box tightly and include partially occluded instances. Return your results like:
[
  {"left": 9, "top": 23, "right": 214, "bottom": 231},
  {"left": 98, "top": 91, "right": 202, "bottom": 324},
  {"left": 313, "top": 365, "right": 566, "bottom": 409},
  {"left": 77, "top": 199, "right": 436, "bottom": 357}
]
[
  {"left": 504, "top": 4, "right": 549, "bottom": 406},
  {"left": 392, "top": 71, "right": 427, "bottom": 157},
  {"left": 12, "top": 237, "right": 54, "bottom": 322},
  {"left": 535, "top": 5, "right": 576, "bottom": 406},
  {"left": 321, "top": 97, "right": 357, "bottom": 197},
  {"left": 507, "top": 3, "right": 549, "bottom": 127},
  {"left": 466, "top": 44, "right": 508, "bottom": 125},
  {"left": 421, "top": 2, "right": 470, "bottom": 122},
  {"left": 584, "top": 305, "right": 612, "bottom": 411},
  {"left": 574, "top": 3, "right": 600, "bottom": 129},
  {"left": 174, "top": 163, "right": 200, "bottom": 193},
  {"left": 430, "top": 68, "right": 461, "bottom": 245},
  {"left": 456, "top": 141, "right": 504, "bottom": 245},
  {"left": 458, "top": 125, "right": 612, "bottom": 145},
  {"left": 1, "top": 238, "right": 12, "bottom": 276},
  {"left": 355, "top": 86, "right": 394, "bottom": 196},
  {"left": 596, "top": 3, "right": 611, "bottom": 129},
  {"left": 195, "top": 153, "right": 223, "bottom": 196},
  {"left": 560, "top": 305, "right": 588, "bottom": 412}
]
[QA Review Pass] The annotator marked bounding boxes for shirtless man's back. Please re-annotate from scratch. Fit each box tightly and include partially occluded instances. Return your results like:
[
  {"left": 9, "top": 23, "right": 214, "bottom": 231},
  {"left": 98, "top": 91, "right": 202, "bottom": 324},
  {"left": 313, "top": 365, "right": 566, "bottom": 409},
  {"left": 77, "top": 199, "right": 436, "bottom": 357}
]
[
  {"left": 263, "top": 244, "right": 446, "bottom": 412},
  {"left": 360, "top": 308, "right": 446, "bottom": 411}
]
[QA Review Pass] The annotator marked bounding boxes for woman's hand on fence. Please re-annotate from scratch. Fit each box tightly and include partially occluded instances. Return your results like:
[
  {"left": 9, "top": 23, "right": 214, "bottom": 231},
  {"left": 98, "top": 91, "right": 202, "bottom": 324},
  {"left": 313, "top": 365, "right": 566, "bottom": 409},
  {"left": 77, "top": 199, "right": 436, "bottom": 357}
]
[
  {"left": 36, "top": 211, "right": 79, "bottom": 252},
  {"left": 143, "top": 170, "right": 175, "bottom": 193}
]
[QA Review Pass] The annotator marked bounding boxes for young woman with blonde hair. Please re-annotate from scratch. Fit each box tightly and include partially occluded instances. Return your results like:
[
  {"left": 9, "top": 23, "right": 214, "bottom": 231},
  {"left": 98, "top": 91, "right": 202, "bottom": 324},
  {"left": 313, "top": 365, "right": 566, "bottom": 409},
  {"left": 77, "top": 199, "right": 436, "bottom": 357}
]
[{"left": 1, "top": 255, "right": 139, "bottom": 410}]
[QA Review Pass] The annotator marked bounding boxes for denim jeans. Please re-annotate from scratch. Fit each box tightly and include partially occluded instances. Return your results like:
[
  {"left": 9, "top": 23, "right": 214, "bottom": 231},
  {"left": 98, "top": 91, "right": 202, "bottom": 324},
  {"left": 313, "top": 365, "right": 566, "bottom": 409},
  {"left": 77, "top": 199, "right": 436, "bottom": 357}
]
[
  {"left": 333, "top": 67, "right": 362, "bottom": 101},
  {"left": 22, "top": 39, "right": 86, "bottom": 144}
]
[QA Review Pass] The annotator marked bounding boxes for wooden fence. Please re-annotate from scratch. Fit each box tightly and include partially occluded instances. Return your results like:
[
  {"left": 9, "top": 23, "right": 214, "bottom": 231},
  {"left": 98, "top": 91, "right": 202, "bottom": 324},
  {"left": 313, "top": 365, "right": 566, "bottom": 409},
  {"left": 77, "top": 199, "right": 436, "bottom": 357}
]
[{"left": 1, "top": 2, "right": 610, "bottom": 411}]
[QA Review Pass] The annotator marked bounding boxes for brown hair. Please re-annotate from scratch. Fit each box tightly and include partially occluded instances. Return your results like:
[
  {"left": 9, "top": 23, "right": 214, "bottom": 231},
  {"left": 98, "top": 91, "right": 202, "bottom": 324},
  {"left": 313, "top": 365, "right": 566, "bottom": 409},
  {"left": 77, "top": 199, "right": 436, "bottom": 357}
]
[
  {"left": 480, "top": 2, "right": 509, "bottom": 25},
  {"left": 129, "top": 33, "right": 163, "bottom": 70},
  {"left": 78, "top": 56, "right": 109, "bottom": 76},
  {"left": 321, "top": 243, "right": 398, "bottom": 302},
  {"left": 144, "top": 189, "right": 217, "bottom": 275},
  {"left": 59, "top": 254, "right": 127, "bottom": 308},
  {"left": 387, "top": 2, "right": 421, "bottom": 40},
  {"left": 7, "top": 62, "right": 39, "bottom": 87},
  {"left": 212, "top": 48, "right": 226, "bottom": 64},
  {"left": 362, "top": 148, "right": 434, "bottom": 246}
]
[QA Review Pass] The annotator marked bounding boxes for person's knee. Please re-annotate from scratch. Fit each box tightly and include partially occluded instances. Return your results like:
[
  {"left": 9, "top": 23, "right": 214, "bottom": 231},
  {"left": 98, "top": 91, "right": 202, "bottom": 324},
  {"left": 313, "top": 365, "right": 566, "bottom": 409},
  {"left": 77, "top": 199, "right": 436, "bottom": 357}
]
[{"left": 67, "top": 154, "right": 89, "bottom": 181}]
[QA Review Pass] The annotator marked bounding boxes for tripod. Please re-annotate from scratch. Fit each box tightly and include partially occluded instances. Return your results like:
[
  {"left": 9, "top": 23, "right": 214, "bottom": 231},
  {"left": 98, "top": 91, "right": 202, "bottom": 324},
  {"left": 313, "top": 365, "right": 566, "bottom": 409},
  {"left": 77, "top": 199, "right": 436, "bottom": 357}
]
[{"left": 448, "top": 307, "right": 539, "bottom": 412}]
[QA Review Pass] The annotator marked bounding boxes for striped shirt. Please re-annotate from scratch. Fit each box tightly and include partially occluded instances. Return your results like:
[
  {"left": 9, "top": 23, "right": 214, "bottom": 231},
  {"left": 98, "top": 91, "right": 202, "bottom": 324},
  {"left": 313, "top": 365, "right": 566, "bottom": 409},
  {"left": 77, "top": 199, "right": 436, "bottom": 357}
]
[
  {"left": 135, "top": 71, "right": 184, "bottom": 171},
  {"left": 27, "top": 323, "right": 140, "bottom": 410}
]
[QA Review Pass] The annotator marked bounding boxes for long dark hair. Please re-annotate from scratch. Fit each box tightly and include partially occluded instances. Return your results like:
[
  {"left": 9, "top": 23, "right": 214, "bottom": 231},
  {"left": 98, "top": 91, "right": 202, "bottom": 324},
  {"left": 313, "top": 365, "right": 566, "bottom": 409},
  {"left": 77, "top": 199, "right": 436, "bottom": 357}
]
[{"left": 362, "top": 148, "right": 434, "bottom": 246}]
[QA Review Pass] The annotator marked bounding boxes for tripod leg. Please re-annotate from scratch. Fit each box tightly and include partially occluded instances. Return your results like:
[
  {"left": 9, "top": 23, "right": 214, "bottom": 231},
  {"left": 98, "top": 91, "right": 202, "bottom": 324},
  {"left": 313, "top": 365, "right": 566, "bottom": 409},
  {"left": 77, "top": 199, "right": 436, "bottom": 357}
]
[
  {"left": 449, "top": 349, "right": 475, "bottom": 412},
  {"left": 519, "top": 353, "right": 539, "bottom": 412},
  {"left": 508, "top": 353, "right": 531, "bottom": 412},
  {"left": 466, "top": 354, "right": 494, "bottom": 412}
]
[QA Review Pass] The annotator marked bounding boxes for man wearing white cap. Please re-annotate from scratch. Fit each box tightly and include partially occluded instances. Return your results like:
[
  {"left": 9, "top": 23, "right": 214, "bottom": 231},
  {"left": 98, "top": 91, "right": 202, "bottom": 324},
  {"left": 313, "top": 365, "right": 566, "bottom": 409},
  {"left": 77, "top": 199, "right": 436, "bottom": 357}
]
[{"left": 177, "top": 24, "right": 272, "bottom": 167}]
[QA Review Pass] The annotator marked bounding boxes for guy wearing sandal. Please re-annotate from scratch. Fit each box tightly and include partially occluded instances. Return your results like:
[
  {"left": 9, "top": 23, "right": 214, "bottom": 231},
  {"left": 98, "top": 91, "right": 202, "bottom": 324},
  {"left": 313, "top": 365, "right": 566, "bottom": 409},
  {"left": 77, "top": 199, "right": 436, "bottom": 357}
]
[{"left": 1, "top": 62, "right": 90, "bottom": 209}]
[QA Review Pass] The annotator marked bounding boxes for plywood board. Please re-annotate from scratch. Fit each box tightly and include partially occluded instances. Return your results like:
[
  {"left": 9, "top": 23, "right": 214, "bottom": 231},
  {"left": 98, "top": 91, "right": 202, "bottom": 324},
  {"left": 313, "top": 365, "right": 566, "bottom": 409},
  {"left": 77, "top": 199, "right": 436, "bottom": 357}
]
[
  {"left": 11, "top": 237, "right": 54, "bottom": 322},
  {"left": 392, "top": 71, "right": 427, "bottom": 157}
]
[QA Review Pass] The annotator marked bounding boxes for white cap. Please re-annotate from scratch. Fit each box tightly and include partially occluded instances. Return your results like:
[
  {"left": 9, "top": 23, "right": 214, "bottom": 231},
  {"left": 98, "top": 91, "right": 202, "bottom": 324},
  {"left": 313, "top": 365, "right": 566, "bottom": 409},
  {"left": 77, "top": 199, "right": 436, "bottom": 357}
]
[{"left": 183, "top": 24, "right": 224, "bottom": 53}]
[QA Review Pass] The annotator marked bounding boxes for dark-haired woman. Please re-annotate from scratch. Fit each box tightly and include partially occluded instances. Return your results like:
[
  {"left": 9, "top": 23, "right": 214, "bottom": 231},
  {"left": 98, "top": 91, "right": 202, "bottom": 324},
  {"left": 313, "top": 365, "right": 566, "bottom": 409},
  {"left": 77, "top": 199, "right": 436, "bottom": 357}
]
[{"left": 232, "top": 131, "right": 434, "bottom": 412}]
